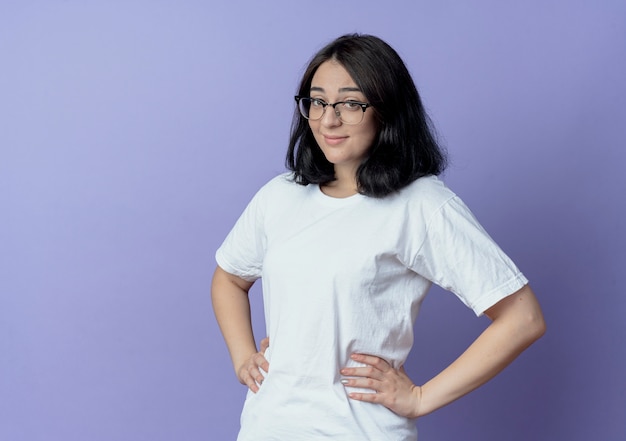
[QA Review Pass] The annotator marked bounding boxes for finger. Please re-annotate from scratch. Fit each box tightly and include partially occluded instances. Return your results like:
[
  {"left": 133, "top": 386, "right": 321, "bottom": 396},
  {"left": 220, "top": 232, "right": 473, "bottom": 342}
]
[
  {"left": 253, "top": 352, "right": 270, "bottom": 373},
  {"left": 348, "top": 391, "right": 382, "bottom": 404},
  {"left": 351, "top": 353, "right": 391, "bottom": 372},
  {"left": 239, "top": 369, "right": 260, "bottom": 393},
  {"left": 241, "top": 356, "right": 265, "bottom": 385},
  {"left": 247, "top": 379, "right": 260, "bottom": 393},
  {"left": 341, "top": 376, "right": 380, "bottom": 391},
  {"left": 341, "top": 365, "right": 383, "bottom": 380},
  {"left": 248, "top": 363, "right": 266, "bottom": 385},
  {"left": 260, "top": 337, "right": 270, "bottom": 353}
]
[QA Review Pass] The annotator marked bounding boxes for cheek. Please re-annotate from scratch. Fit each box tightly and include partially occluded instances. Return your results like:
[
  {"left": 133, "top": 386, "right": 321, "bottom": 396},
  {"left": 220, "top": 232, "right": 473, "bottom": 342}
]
[
  {"left": 362, "top": 127, "right": 379, "bottom": 150},
  {"left": 360, "top": 116, "right": 379, "bottom": 144},
  {"left": 308, "top": 122, "right": 323, "bottom": 144}
]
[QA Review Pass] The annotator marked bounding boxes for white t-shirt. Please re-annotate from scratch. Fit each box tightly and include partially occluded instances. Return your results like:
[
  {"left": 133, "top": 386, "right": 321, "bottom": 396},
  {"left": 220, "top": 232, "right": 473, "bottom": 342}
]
[{"left": 216, "top": 173, "right": 528, "bottom": 441}]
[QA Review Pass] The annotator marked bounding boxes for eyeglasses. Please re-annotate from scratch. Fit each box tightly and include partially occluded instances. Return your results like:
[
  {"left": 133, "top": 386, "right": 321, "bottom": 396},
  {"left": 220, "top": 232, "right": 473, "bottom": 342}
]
[{"left": 295, "top": 96, "right": 371, "bottom": 125}]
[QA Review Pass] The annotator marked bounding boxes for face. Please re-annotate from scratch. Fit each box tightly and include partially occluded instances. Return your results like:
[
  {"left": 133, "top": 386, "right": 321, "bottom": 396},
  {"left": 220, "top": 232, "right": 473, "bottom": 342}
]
[{"left": 307, "top": 60, "right": 378, "bottom": 179}]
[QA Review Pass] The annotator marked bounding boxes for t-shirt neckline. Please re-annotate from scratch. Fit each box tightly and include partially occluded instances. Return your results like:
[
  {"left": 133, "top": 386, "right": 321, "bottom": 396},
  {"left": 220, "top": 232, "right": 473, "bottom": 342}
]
[{"left": 312, "top": 184, "right": 365, "bottom": 206}]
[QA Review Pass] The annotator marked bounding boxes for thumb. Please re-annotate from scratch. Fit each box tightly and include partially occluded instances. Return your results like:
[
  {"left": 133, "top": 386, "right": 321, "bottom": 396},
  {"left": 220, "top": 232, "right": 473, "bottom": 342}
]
[{"left": 260, "top": 337, "right": 270, "bottom": 353}]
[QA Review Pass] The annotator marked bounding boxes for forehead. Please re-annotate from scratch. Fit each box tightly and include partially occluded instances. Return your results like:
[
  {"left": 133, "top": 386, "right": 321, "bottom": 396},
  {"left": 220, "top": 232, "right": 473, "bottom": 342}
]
[{"left": 310, "top": 60, "right": 360, "bottom": 92}]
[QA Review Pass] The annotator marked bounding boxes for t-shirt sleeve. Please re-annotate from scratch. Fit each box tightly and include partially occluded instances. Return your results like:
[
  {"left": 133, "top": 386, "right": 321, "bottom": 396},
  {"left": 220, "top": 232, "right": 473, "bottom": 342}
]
[
  {"left": 410, "top": 195, "right": 528, "bottom": 316},
  {"left": 215, "top": 188, "right": 267, "bottom": 282}
]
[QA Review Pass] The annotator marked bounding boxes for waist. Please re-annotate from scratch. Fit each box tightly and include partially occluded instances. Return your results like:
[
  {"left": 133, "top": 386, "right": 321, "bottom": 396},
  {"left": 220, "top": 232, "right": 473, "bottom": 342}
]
[{"left": 238, "top": 378, "right": 416, "bottom": 441}]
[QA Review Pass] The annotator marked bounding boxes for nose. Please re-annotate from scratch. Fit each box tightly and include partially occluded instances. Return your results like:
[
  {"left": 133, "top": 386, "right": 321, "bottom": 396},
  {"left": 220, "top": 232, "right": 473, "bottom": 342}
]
[{"left": 320, "top": 105, "right": 342, "bottom": 127}]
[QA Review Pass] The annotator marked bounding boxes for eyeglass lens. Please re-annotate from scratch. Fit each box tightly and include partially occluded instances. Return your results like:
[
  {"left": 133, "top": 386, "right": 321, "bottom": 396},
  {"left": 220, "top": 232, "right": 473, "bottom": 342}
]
[{"left": 298, "top": 98, "right": 365, "bottom": 124}]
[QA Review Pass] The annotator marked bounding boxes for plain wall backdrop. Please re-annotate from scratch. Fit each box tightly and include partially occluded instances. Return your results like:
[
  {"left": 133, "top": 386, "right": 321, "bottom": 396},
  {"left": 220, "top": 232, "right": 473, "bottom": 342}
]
[{"left": 1, "top": 1, "right": 624, "bottom": 440}]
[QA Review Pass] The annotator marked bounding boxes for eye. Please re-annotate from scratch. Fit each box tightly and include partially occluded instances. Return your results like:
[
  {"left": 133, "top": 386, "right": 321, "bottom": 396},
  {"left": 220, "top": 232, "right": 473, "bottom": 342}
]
[
  {"left": 310, "top": 98, "right": 326, "bottom": 107},
  {"left": 340, "top": 101, "right": 363, "bottom": 111}
]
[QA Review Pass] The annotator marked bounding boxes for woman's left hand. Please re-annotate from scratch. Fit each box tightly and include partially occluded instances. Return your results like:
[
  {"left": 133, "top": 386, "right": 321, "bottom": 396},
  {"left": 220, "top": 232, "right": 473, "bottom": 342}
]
[{"left": 341, "top": 353, "right": 422, "bottom": 419}]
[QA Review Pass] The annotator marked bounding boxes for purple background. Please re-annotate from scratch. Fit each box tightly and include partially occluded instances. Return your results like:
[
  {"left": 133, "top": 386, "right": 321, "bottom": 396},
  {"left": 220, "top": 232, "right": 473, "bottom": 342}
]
[{"left": 1, "top": 1, "right": 624, "bottom": 440}]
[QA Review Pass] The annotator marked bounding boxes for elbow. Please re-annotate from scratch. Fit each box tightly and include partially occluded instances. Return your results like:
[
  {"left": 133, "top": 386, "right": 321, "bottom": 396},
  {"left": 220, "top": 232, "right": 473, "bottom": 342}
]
[
  {"left": 500, "top": 285, "right": 546, "bottom": 345},
  {"left": 532, "top": 319, "right": 546, "bottom": 343},
  {"left": 535, "top": 313, "right": 547, "bottom": 340},
  {"left": 522, "top": 309, "right": 546, "bottom": 345}
]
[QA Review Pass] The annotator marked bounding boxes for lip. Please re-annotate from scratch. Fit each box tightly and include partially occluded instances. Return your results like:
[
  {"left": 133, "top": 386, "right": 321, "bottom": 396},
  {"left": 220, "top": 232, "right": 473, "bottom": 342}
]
[{"left": 322, "top": 135, "right": 348, "bottom": 146}]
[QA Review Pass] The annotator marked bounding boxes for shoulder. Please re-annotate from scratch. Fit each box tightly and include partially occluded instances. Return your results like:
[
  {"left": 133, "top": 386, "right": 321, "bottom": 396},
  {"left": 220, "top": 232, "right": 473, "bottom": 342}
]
[
  {"left": 262, "top": 172, "right": 298, "bottom": 189},
  {"left": 394, "top": 175, "right": 458, "bottom": 212},
  {"left": 249, "top": 172, "right": 309, "bottom": 214},
  {"left": 255, "top": 172, "right": 304, "bottom": 198},
  {"left": 362, "top": 176, "right": 460, "bottom": 233}
]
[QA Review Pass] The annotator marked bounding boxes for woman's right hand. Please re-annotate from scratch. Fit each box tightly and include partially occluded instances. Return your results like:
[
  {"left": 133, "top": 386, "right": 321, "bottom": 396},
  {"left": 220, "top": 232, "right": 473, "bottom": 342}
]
[{"left": 237, "top": 337, "right": 270, "bottom": 393}]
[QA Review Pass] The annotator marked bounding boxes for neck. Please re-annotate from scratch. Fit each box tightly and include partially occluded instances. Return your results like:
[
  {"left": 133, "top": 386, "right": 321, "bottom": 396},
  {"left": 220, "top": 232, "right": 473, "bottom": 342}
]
[
  {"left": 321, "top": 182, "right": 358, "bottom": 198},
  {"left": 321, "top": 167, "right": 359, "bottom": 198}
]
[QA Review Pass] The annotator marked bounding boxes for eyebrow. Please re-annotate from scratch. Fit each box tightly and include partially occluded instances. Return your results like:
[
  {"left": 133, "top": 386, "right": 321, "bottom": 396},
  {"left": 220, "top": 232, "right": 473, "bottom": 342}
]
[{"left": 310, "top": 86, "right": 362, "bottom": 93}]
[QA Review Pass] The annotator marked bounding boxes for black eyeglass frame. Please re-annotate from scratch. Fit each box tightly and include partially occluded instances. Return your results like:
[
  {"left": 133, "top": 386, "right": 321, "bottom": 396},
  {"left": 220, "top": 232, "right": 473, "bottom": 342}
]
[{"left": 294, "top": 96, "right": 372, "bottom": 124}]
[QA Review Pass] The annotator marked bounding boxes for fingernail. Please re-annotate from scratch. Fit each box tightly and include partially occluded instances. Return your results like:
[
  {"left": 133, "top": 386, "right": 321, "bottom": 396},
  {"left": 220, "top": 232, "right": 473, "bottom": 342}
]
[
  {"left": 340, "top": 379, "right": 349, "bottom": 385},
  {"left": 340, "top": 369, "right": 348, "bottom": 375}
]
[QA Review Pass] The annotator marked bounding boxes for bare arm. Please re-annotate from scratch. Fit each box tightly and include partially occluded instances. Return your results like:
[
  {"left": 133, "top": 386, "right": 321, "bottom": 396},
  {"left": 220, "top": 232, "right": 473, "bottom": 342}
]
[
  {"left": 342, "top": 284, "right": 546, "bottom": 418},
  {"left": 211, "top": 265, "right": 269, "bottom": 392},
  {"left": 416, "top": 284, "right": 546, "bottom": 416}
]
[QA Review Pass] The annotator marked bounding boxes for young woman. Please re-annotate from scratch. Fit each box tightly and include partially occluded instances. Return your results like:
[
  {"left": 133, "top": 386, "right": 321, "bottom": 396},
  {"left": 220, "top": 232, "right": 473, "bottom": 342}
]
[{"left": 212, "top": 34, "right": 545, "bottom": 440}]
